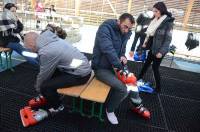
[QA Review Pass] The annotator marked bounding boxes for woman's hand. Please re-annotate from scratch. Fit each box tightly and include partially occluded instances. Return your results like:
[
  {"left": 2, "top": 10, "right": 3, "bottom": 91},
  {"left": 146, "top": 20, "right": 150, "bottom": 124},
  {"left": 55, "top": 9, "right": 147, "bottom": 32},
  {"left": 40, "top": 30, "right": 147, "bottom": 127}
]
[
  {"left": 142, "top": 43, "right": 147, "bottom": 48},
  {"left": 156, "top": 52, "right": 163, "bottom": 58}
]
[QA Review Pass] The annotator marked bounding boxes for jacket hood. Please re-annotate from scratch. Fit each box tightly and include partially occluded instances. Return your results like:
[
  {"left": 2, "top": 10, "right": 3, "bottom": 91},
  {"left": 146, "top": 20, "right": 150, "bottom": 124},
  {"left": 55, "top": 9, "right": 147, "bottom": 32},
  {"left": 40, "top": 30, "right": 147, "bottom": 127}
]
[
  {"left": 165, "top": 15, "right": 175, "bottom": 23},
  {"left": 36, "top": 30, "right": 59, "bottom": 51},
  {"left": 103, "top": 19, "right": 120, "bottom": 31}
]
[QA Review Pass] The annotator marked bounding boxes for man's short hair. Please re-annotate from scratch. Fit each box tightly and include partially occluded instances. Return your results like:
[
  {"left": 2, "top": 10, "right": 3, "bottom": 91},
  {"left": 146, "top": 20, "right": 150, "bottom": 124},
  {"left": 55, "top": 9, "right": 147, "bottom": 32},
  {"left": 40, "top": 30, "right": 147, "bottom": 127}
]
[
  {"left": 24, "top": 32, "right": 39, "bottom": 52},
  {"left": 119, "top": 13, "right": 135, "bottom": 24}
]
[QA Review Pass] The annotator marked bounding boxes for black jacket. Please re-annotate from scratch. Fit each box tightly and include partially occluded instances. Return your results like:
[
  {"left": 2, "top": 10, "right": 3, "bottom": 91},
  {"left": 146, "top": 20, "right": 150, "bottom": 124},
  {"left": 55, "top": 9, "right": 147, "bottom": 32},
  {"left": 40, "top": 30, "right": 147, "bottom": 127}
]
[
  {"left": 0, "top": 20, "right": 23, "bottom": 47},
  {"left": 151, "top": 16, "right": 175, "bottom": 55}
]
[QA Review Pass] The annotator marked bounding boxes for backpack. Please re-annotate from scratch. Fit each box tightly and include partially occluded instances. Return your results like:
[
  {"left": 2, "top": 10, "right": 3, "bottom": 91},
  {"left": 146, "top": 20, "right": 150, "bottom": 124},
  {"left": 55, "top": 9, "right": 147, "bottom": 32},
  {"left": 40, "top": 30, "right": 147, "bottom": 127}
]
[{"left": 185, "top": 33, "right": 199, "bottom": 51}]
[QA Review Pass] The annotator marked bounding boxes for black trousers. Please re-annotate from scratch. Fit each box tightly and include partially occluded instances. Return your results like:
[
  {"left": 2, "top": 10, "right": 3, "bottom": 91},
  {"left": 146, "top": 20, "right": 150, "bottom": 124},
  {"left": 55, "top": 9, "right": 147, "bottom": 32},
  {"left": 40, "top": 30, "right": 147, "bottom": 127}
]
[
  {"left": 131, "top": 32, "right": 146, "bottom": 52},
  {"left": 138, "top": 51, "right": 163, "bottom": 90},
  {"left": 40, "top": 69, "right": 91, "bottom": 109}
]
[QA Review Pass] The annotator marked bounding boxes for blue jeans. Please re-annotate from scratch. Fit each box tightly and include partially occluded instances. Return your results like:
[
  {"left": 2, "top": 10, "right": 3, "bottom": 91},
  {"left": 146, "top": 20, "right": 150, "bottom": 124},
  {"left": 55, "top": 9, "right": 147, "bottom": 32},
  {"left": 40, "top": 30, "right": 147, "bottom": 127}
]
[{"left": 6, "top": 42, "right": 39, "bottom": 66}]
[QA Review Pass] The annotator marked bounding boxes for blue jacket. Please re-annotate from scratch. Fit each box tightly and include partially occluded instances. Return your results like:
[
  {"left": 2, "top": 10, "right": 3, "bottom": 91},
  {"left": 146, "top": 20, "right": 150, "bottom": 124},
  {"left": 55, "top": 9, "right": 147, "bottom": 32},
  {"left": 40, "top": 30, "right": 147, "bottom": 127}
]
[{"left": 92, "top": 19, "right": 132, "bottom": 70}]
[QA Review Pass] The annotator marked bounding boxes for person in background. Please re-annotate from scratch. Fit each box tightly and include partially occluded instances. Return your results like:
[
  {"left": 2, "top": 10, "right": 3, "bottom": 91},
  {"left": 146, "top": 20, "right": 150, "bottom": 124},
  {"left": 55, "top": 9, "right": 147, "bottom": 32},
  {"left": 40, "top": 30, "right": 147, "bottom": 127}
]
[
  {"left": 137, "top": 2, "right": 175, "bottom": 93},
  {"left": 45, "top": 5, "right": 56, "bottom": 21},
  {"left": 129, "top": 9, "right": 153, "bottom": 57},
  {"left": 35, "top": 0, "right": 44, "bottom": 29},
  {"left": 0, "top": 3, "right": 38, "bottom": 65}
]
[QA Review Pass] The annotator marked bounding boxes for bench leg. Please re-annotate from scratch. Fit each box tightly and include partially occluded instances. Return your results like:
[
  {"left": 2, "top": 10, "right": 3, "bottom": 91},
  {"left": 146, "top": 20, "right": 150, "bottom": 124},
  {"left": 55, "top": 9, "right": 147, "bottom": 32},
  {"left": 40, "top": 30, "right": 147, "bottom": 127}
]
[
  {"left": 88, "top": 102, "right": 95, "bottom": 118},
  {"left": 8, "top": 51, "right": 14, "bottom": 72},
  {"left": 79, "top": 99, "right": 85, "bottom": 116},
  {"left": 88, "top": 102, "right": 104, "bottom": 122},
  {"left": 0, "top": 52, "right": 3, "bottom": 68},
  {"left": 69, "top": 97, "right": 85, "bottom": 116},
  {"left": 69, "top": 97, "right": 80, "bottom": 113},
  {"left": 5, "top": 52, "right": 9, "bottom": 69},
  {"left": 98, "top": 104, "right": 104, "bottom": 122},
  {"left": 69, "top": 97, "right": 76, "bottom": 113}
]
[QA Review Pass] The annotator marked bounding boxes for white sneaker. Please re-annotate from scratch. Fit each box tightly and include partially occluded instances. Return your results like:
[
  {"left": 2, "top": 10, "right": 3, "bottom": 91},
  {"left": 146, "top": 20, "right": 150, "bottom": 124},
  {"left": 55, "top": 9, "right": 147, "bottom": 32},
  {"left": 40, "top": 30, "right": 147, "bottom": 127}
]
[
  {"left": 48, "top": 105, "right": 64, "bottom": 116},
  {"left": 106, "top": 110, "right": 119, "bottom": 125}
]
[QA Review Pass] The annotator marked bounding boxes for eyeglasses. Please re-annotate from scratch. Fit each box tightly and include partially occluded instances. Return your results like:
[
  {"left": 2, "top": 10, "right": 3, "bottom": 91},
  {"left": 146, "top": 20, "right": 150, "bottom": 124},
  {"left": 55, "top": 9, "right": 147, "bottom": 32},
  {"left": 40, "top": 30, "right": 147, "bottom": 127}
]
[{"left": 123, "top": 25, "right": 132, "bottom": 31}]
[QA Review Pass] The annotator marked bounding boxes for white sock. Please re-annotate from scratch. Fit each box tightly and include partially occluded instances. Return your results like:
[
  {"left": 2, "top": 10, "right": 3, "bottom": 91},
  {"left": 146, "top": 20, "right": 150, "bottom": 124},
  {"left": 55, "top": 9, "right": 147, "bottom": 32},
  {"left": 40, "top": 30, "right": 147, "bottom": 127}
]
[{"left": 106, "top": 110, "right": 119, "bottom": 125}]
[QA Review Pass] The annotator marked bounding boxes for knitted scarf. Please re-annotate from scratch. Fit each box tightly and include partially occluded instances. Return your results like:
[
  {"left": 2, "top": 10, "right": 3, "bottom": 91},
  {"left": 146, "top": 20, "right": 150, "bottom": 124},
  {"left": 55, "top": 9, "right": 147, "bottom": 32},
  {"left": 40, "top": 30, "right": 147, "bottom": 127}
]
[
  {"left": 144, "top": 15, "right": 167, "bottom": 43},
  {"left": 0, "top": 9, "right": 23, "bottom": 45}
]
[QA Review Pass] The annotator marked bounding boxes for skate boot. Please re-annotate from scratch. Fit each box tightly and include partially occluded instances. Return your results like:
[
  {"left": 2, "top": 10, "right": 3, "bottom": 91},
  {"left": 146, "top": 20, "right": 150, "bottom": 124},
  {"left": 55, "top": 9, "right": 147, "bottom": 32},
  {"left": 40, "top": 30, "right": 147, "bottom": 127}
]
[
  {"left": 20, "top": 106, "right": 48, "bottom": 127},
  {"left": 132, "top": 104, "right": 150, "bottom": 119},
  {"left": 28, "top": 95, "right": 47, "bottom": 108}
]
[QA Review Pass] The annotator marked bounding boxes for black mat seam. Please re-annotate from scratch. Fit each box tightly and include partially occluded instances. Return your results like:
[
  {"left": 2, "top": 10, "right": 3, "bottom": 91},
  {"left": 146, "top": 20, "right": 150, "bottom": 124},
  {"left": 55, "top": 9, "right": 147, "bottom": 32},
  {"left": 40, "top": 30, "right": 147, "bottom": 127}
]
[
  {"left": 158, "top": 94, "right": 169, "bottom": 130},
  {"left": 160, "top": 93, "right": 200, "bottom": 103},
  {"left": 162, "top": 76, "right": 200, "bottom": 85},
  {"left": 120, "top": 118, "right": 168, "bottom": 131},
  {"left": 0, "top": 86, "right": 33, "bottom": 98}
]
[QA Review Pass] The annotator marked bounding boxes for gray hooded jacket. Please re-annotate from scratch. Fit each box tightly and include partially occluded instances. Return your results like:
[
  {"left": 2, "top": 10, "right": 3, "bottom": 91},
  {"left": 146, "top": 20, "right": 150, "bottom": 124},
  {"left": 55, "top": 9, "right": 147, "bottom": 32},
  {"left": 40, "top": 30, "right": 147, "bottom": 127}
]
[{"left": 35, "top": 30, "right": 91, "bottom": 92}]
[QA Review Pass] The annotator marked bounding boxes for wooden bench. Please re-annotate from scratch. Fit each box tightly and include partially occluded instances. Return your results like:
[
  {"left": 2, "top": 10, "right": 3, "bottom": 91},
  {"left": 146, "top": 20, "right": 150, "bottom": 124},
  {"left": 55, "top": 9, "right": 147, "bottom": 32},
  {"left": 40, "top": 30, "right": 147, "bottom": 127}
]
[
  {"left": 80, "top": 77, "right": 110, "bottom": 121},
  {"left": 57, "top": 72, "right": 95, "bottom": 97},
  {"left": 57, "top": 74, "right": 111, "bottom": 121},
  {"left": 57, "top": 72, "right": 94, "bottom": 114},
  {"left": 0, "top": 47, "right": 13, "bottom": 71}
]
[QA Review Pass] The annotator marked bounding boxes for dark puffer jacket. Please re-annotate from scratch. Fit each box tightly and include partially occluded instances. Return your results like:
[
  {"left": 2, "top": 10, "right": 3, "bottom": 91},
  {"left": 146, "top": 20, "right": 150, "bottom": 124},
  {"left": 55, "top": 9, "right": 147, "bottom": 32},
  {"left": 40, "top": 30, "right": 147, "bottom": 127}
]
[
  {"left": 151, "top": 16, "right": 175, "bottom": 55},
  {"left": 92, "top": 19, "right": 132, "bottom": 70}
]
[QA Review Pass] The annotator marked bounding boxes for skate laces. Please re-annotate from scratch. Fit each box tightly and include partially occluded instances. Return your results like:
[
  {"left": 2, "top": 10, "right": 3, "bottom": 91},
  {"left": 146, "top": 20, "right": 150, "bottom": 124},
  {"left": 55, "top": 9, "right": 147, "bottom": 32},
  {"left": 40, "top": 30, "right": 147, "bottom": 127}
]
[
  {"left": 135, "top": 104, "right": 147, "bottom": 113},
  {"left": 49, "top": 105, "right": 64, "bottom": 116}
]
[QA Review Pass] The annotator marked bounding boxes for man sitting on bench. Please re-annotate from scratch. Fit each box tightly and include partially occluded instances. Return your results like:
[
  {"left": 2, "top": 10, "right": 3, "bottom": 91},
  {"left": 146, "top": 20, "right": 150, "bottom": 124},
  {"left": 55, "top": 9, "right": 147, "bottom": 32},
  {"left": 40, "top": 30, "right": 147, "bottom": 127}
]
[
  {"left": 19, "top": 29, "right": 92, "bottom": 127},
  {"left": 92, "top": 13, "right": 150, "bottom": 124}
]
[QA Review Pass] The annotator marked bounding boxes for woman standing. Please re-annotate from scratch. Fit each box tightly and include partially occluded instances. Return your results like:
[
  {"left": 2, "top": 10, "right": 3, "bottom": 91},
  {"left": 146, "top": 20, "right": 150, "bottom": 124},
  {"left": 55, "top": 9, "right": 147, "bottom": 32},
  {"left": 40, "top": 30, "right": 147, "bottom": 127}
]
[{"left": 137, "top": 2, "right": 175, "bottom": 93}]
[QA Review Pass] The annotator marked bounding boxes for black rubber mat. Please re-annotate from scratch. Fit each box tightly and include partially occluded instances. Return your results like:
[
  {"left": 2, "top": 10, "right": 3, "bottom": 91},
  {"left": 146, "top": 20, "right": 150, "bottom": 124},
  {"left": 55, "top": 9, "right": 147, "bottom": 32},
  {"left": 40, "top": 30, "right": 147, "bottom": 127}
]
[
  {"left": 0, "top": 63, "right": 38, "bottom": 96},
  {"left": 161, "top": 77, "right": 200, "bottom": 101},
  {"left": 116, "top": 94, "right": 166, "bottom": 128},
  {"left": 160, "top": 95, "right": 200, "bottom": 132},
  {"left": 1, "top": 60, "right": 200, "bottom": 132},
  {"left": 160, "top": 66, "right": 200, "bottom": 82},
  {"left": 0, "top": 89, "right": 168, "bottom": 132}
]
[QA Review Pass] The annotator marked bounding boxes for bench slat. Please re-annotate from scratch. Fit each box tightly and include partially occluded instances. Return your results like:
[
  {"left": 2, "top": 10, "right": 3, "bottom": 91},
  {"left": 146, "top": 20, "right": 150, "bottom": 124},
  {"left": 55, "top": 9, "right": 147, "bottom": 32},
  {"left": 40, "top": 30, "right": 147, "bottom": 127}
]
[
  {"left": 0, "top": 47, "right": 11, "bottom": 52},
  {"left": 80, "top": 78, "right": 110, "bottom": 103},
  {"left": 57, "top": 72, "right": 94, "bottom": 97}
]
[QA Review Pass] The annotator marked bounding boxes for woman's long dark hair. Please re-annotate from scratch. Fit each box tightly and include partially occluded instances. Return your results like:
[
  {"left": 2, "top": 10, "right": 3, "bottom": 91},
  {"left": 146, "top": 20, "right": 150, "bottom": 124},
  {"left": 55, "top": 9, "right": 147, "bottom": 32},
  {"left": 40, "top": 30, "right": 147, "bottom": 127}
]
[
  {"left": 153, "top": 2, "right": 171, "bottom": 17},
  {"left": 4, "top": 3, "right": 17, "bottom": 10}
]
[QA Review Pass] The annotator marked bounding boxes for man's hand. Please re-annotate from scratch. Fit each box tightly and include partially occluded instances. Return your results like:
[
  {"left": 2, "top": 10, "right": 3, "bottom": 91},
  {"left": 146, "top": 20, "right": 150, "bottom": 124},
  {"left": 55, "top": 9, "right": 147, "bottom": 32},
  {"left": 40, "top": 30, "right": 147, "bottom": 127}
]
[
  {"left": 120, "top": 56, "right": 127, "bottom": 65},
  {"left": 156, "top": 52, "right": 162, "bottom": 58},
  {"left": 142, "top": 43, "right": 147, "bottom": 48},
  {"left": 129, "top": 51, "right": 134, "bottom": 57}
]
